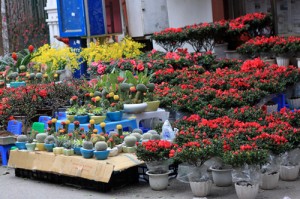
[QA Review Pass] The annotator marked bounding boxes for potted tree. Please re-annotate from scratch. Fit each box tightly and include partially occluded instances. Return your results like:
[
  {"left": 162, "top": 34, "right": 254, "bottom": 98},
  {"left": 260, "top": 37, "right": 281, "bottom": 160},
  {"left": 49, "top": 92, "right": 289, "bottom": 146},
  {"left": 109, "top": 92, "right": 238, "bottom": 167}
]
[{"left": 136, "top": 139, "right": 173, "bottom": 191}]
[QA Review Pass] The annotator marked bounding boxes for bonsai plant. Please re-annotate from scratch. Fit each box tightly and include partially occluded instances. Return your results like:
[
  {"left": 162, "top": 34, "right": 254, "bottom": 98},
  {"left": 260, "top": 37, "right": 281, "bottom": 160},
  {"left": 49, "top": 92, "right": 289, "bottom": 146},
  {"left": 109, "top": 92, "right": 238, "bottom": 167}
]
[{"left": 94, "top": 141, "right": 109, "bottom": 160}]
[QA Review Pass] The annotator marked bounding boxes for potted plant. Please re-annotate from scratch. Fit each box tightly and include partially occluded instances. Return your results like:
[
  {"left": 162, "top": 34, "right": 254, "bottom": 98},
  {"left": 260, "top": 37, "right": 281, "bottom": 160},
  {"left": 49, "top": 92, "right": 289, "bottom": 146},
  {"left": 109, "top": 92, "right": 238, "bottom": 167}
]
[
  {"left": 144, "top": 83, "right": 160, "bottom": 112},
  {"left": 35, "top": 133, "right": 47, "bottom": 151},
  {"left": 63, "top": 140, "right": 74, "bottom": 156},
  {"left": 53, "top": 135, "right": 66, "bottom": 155},
  {"left": 74, "top": 106, "right": 89, "bottom": 124},
  {"left": 15, "top": 135, "right": 28, "bottom": 150},
  {"left": 90, "top": 107, "right": 106, "bottom": 124},
  {"left": 66, "top": 106, "right": 77, "bottom": 122},
  {"left": 93, "top": 141, "right": 109, "bottom": 160},
  {"left": 136, "top": 139, "right": 173, "bottom": 190},
  {"left": 223, "top": 148, "right": 268, "bottom": 199},
  {"left": 44, "top": 135, "right": 56, "bottom": 152},
  {"left": 25, "top": 131, "right": 37, "bottom": 151},
  {"left": 172, "top": 140, "right": 214, "bottom": 197},
  {"left": 122, "top": 135, "right": 137, "bottom": 153},
  {"left": 80, "top": 132, "right": 94, "bottom": 159}
]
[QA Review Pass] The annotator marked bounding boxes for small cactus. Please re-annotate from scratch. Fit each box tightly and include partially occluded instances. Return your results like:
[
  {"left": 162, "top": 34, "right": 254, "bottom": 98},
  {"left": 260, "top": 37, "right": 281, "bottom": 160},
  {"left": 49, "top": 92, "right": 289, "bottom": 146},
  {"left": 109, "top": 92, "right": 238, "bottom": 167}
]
[
  {"left": 17, "top": 135, "right": 28, "bottom": 142},
  {"left": 83, "top": 140, "right": 93, "bottom": 150},
  {"left": 45, "top": 135, "right": 56, "bottom": 144},
  {"left": 94, "top": 91, "right": 102, "bottom": 97},
  {"left": 147, "top": 83, "right": 155, "bottom": 92},
  {"left": 124, "top": 135, "right": 137, "bottom": 147},
  {"left": 102, "top": 89, "right": 108, "bottom": 98},
  {"left": 120, "top": 83, "right": 130, "bottom": 92},
  {"left": 131, "top": 132, "right": 142, "bottom": 142},
  {"left": 36, "top": 133, "right": 47, "bottom": 143},
  {"left": 95, "top": 141, "right": 108, "bottom": 151},
  {"left": 150, "top": 134, "right": 161, "bottom": 140},
  {"left": 147, "top": 130, "right": 158, "bottom": 135},
  {"left": 142, "top": 133, "right": 152, "bottom": 140},
  {"left": 132, "top": 128, "right": 143, "bottom": 134},
  {"left": 36, "top": 73, "right": 43, "bottom": 79},
  {"left": 63, "top": 140, "right": 73, "bottom": 149}
]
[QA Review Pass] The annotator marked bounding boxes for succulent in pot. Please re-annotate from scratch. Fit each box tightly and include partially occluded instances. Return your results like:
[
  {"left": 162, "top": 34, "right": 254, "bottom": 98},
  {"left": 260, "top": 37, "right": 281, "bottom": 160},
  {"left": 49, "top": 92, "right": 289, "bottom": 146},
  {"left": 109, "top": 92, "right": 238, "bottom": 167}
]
[
  {"left": 63, "top": 140, "right": 74, "bottom": 156},
  {"left": 16, "top": 135, "right": 28, "bottom": 150},
  {"left": 123, "top": 135, "right": 137, "bottom": 153},
  {"left": 36, "top": 133, "right": 47, "bottom": 151},
  {"left": 94, "top": 141, "right": 110, "bottom": 160},
  {"left": 44, "top": 135, "right": 56, "bottom": 152},
  {"left": 25, "top": 131, "right": 37, "bottom": 151},
  {"left": 53, "top": 135, "right": 66, "bottom": 155}
]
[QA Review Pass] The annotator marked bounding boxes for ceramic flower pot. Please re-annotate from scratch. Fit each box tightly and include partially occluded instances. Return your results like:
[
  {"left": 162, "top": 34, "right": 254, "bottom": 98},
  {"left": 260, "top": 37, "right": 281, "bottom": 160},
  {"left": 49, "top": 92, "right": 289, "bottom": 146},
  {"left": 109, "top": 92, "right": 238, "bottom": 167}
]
[
  {"left": 146, "top": 170, "right": 171, "bottom": 191},
  {"left": 36, "top": 143, "right": 45, "bottom": 151},
  {"left": 189, "top": 180, "right": 212, "bottom": 197},
  {"left": 10, "top": 81, "right": 26, "bottom": 88},
  {"left": 44, "top": 143, "right": 55, "bottom": 152},
  {"left": 123, "top": 103, "right": 148, "bottom": 113},
  {"left": 210, "top": 166, "right": 233, "bottom": 187},
  {"left": 53, "top": 147, "right": 64, "bottom": 155},
  {"left": 74, "top": 115, "right": 89, "bottom": 124},
  {"left": 108, "top": 147, "right": 119, "bottom": 157},
  {"left": 235, "top": 182, "right": 259, "bottom": 199},
  {"left": 94, "top": 150, "right": 110, "bottom": 160},
  {"left": 276, "top": 57, "right": 290, "bottom": 66},
  {"left": 66, "top": 115, "right": 75, "bottom": 122},
  {"left": 15, "top": 142, "right": 27, "bottom": 150},
  {"left": 122, "top": 146, "right": 136, "bottom": 153},
  {"left": 25, "top": 143, "right": 36, "bottom": 151},
  {"left": 260, "top": 171, "right": 279, "bottom": 190},
  {"left": 106, "top": 111, "right": 123, "bottom": 121},
  {"left": 145, "top": 101, "right": 160, "bottom": 112},
  {"left": 80, "top": 148, "right": 94, "bottom": 159},
  {"left": 280, "top": 165, "right": 300, "bottom": 181},
  {"left": 90, "top": 115, "right": 106, "bottom": 124},
  {"left": 73, "top": 147, "right": 82, "bottom": 155},
  {"left": 63, "top": 148, "right": 74, "bottom": 156}
]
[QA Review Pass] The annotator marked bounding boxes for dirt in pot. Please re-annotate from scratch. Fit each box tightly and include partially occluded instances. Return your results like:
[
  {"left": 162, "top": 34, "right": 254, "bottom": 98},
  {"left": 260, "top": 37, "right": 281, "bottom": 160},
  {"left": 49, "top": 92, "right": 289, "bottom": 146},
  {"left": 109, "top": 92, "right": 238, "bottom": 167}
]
[{"left": 236, "top": 181, "right": 255, "bottom": 187}]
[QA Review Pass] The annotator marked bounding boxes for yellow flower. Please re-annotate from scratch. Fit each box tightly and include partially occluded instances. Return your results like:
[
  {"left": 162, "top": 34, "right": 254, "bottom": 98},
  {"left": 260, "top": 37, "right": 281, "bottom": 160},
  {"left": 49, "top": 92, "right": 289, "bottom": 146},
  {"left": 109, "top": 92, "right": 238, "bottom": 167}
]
[
  {"left": 116, "top": 124, "right": 122, "bottom": 130},
  {"left": 100, "top": 122, "right": 106, "bottom": 128},
  {"left": 65, "top": 120, "right": 70, "bottom": 125},
  {"left": 95, "top": 96, "right": 101, "bottom": 101},
  {"left": 109, "top": 92, "right": 114, "bottom": 97},
  {"left": 43, "top": 74, "right": 48, "bottom": 78},
  {"left": 90, "top": 119, "right": 95, "bottom": 124},
  {"left": 114, "top": 95, "right": 119, "bottom": 101},
  {"left": 51, "top": 118, "right": 57, "bottom": 123},
  {"left": 90, "top": 92, "right": 94, "bottom": 97},
  {"left": 54, "top": 73, "right": 58, "bottom": 78},
  {"left": 93, "top": 129, "right": 98, "bottom": 134}
]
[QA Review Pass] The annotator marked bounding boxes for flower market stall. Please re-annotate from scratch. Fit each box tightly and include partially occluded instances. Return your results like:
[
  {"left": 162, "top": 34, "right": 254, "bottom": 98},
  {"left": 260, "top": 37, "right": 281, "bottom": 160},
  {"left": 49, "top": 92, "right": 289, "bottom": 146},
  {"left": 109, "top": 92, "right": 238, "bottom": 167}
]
[{"left": 2, "top": 11, "right": 300, "bottom": 198}]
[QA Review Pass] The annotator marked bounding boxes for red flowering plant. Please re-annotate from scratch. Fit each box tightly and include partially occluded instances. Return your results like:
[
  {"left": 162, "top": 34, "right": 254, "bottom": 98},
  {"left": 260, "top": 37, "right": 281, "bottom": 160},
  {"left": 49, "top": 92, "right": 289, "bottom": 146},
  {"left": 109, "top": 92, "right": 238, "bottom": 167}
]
[
  {"left": 136, "top": 139, "right": 173, "bottom": 162},
  {"left": 151, "top": 27, "right": 187, "bottom": 52},
  {"left": 171, "top": 139, "right": 214, "bottom": 167},
  {"left": 212, "top": 19, "right": 229, "bottom": 44},
  {"left": 184, "top": 22, "right": 216, "bottom": 52},
  {"left": 237, "top": 36, "right": 278, "bottom": 58},
  {"left": 87, "top": 61, "right": 109, "bottom": 76}
]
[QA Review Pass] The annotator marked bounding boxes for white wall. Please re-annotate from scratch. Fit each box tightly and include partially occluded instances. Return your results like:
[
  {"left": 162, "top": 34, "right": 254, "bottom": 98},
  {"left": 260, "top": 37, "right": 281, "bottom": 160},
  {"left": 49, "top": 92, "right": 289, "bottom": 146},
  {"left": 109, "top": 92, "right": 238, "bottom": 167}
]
[
  {"left": 166, "top": 0, "right": 213, "bottom": 28},
  {"left": 153, "top": 0, "right": 213, "bottom": 52}
]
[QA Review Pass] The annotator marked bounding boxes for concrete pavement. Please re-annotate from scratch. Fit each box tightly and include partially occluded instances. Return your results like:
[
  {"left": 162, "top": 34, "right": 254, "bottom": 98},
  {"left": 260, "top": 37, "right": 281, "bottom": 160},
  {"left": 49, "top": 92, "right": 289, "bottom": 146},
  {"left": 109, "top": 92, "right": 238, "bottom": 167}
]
[{"left": 0, "top": 166, "right": 300, "bottom": 199}]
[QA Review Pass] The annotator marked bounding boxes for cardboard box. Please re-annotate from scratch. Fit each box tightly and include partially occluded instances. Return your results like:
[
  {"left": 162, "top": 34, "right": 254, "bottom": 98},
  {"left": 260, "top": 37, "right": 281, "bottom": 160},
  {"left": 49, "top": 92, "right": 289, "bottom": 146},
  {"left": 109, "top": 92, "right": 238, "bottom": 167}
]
[{"left": 8, "top": 150, "right": 143, "bottom": 183}]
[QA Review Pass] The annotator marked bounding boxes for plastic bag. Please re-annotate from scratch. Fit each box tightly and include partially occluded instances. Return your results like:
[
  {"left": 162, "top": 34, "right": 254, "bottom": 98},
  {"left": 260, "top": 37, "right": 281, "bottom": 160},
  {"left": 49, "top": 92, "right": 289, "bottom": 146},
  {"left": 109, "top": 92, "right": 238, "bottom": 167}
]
[
  {"left": 161, "top": 120, "right": 175, "bottom": 141},
  {"left": 177, "top": 163, "right": 210, "bottom": 183},
  {"left": 146, "top": 159, "right": 172, "bottom": 173},
  {"left": 261, "top": 154, "right": 280, "bottom": 174},
  {"left": 232, "top": 164, "right": 261, "bottom": 184},
  {"left": 281, "top": 149, "right": 300, "bottom": 166}
]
